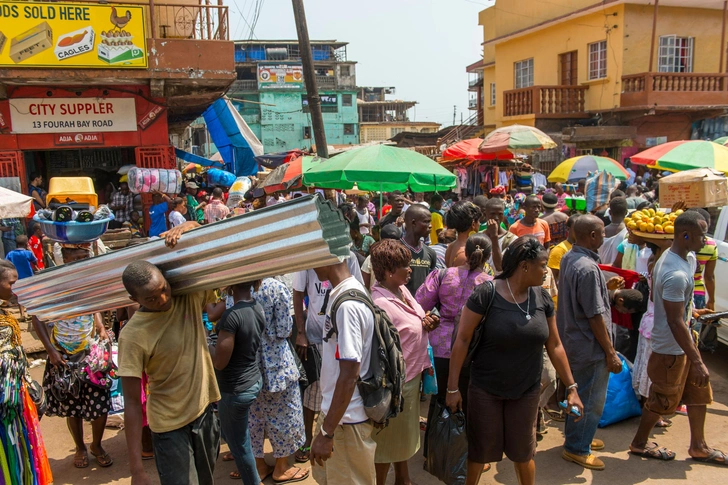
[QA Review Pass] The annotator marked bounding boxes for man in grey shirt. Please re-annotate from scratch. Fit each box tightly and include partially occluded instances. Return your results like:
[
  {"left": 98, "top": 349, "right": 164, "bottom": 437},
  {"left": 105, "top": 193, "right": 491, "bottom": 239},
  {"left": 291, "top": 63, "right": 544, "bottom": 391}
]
[
  {"left": 629, "top": 211, "right": 726, "bottom": 465},
  {"left": 557, "top": 215, "right": 622, "bottom": 471}
]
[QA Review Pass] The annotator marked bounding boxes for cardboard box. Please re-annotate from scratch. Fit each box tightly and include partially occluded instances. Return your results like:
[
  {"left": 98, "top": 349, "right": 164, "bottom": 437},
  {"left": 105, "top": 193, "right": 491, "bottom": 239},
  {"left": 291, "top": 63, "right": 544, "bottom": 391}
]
[
  {"left": 10, "top": 22, "right": 53, "bottom": 63},
  {"left": 97, "top": 43, "right": 143, "bottom": 65},
  {"left": 659, "top": 168, "right": 728, "bottom": 208}
]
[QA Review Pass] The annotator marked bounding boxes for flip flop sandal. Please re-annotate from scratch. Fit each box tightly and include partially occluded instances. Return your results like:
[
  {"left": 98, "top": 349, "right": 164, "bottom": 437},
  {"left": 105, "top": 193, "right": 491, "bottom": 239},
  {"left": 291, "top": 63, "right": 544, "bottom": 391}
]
[
  {"left": 229, "top": 470, "right": 241, "bottom": 480},
  {"left": 222, "top": 452, "right": 235, "bottom": 462},
  {"left": 142, "top": 452, "right": 155, "bottom": 461},
  {"left": 630, "top": 442, "right": 676, "bottom": 461},
  {"left": 273, "top": 467, "right": 310, "bottom": 484},
  {"left": 690, "top": 449, "right": 728, "bottom": 466},
  {"left": 294, "top": 446, "right": 311, "bottom": 463},
  {"left": 74, "top": 451, "right": 89, "bottom": 469},
  {"left": 655, "top": 418, "right": 673, "bottom": 428},
  {"left": 546, "top": 408, "right": 566, "bottom": 422},
  {"left": 90, "top": 450, "right": 114, "bottom": 467}
]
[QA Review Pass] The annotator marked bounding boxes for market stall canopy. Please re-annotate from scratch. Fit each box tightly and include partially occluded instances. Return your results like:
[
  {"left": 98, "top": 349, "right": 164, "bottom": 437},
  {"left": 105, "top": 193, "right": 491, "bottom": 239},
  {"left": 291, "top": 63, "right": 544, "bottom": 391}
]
[
  {"left": 302, "top": 145, "right": 457, "bottom": 192},
  {"left": 658, "top": 168, "right": 728, "bottom": 208},
  {"left": 548, "top": 155, "right": 629, "bottom": 183},
  {"left": 203, "top": 98, "right": 264, "bottom": 177},
  {"left": 255, "top": 150, "right": 304, "bottom": 169},
  {"left": 631, "top": 140, "right": 728, "bottom": 173},
  {"left": 258, "top": 156, "right": 327, "bottom": 194},
  {"left": 174, "top": 148, "right": 224, "bottom": 169},
  {"left": 441, "top": 138, "right": 509, "bottom": 161},
  {"left": 0, "top": 186, "right": 33, "bottom": 219},
  {"left": 479, "top": 125, "right": 556, "bottom": 155}
]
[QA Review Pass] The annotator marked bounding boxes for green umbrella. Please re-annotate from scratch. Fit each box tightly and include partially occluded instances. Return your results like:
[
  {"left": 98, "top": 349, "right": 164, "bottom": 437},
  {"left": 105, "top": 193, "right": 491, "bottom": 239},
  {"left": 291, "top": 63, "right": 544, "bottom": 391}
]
[{"left": 302, "top": 145, "right": 457, "bottom": 192}]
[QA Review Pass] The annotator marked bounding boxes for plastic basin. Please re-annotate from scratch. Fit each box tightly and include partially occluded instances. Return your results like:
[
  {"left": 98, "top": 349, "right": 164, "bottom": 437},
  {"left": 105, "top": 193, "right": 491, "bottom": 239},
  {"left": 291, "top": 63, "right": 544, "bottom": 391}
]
[{"left": 34, "top": 215, "right": 113, "bottom": 243}]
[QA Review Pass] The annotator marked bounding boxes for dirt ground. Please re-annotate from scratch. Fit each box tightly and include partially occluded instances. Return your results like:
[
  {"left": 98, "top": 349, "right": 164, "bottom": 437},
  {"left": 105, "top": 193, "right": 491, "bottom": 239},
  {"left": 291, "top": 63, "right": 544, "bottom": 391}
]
[{"left": 31, "top": 340, "right": 728, "bottom": 485}]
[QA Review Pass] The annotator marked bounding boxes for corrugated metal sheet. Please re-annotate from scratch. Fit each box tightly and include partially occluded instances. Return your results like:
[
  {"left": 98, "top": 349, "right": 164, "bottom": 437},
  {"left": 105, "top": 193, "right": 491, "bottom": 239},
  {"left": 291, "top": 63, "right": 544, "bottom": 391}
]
[{"left": 14, "top": 195, "right": 350, "bottom": 321}]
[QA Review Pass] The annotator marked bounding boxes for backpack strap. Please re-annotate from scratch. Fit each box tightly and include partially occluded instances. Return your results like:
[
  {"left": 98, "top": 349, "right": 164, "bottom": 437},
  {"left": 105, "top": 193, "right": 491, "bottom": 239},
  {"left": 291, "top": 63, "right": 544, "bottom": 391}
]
[{"left": 323, "top": 289, "right": 375, "bottom": 342}]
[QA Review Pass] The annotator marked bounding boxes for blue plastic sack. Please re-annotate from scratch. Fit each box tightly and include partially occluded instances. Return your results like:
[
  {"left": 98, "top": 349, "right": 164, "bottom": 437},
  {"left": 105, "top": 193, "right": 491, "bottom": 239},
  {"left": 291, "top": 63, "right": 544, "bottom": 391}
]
[
  {"left": 598, "top": 353, "right": 642, "bottom": 427},
  {"left": 423, "top": 344, "right": 438, "bottom": 395},
  {"left": 207, "top": 168, "right": 237, "bottom": 187}
]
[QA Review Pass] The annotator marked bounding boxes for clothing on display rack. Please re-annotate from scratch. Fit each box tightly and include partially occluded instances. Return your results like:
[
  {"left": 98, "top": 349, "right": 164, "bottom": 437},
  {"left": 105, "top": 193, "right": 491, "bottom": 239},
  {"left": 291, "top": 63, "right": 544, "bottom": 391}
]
[
  {"left": 531, "top": 171, "right": 547, "bottom": 189},
  {"left": 0, "top": 312, "right": 53, "bottom": 485}
]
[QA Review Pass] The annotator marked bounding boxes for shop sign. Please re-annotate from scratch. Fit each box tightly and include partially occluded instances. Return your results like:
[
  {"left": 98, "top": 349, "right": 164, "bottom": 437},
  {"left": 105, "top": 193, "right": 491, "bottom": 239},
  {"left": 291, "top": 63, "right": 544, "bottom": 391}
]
[
  {"left": 138, "top": 105, "right": 165, "bottom": 130},
  {"left": 9, "top": 98, "right": 137, "bottom": 134},
  {"left": 257, "top": 62, "right": 303, "bottom": 90},
  {"left": 0, "top": 1, "right": 147, "bottom": 69},
  {"left": 54, "top": 132, "right": 104, "bottom": 146}
]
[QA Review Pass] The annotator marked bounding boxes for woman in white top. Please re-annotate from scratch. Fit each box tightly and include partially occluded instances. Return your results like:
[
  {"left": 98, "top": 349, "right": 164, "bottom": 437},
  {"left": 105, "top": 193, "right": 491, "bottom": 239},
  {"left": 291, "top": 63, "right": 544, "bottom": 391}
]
[{"left": 168, "top": 197, "right": 188, "bottom": 228}]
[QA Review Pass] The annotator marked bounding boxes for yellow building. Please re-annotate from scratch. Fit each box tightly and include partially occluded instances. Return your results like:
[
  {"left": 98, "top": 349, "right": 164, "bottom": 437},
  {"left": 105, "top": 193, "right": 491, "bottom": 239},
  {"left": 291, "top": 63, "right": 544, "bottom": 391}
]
[{"left": 469, "top": 0, "right": 728, "bottom": 159}]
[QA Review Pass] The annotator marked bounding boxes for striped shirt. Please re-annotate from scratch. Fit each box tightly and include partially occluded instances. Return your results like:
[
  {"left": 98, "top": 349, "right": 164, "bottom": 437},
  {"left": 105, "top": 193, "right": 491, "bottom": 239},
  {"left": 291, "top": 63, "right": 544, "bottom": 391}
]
[{"left": 693, "top": 239, "right": 717, "bottom": 296}]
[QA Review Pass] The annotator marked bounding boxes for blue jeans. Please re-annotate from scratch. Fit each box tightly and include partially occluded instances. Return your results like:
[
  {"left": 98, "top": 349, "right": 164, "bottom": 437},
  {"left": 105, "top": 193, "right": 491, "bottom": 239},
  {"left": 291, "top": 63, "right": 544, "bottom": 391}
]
[
  {"left": 218, "top": 379, "right": 262, "bottom": 485},
  {"left": 693, "top": 294, "right": 706, "bottom": 310},
  {"left": 564, "top": 359, "right": 610, "bottom": 456}
]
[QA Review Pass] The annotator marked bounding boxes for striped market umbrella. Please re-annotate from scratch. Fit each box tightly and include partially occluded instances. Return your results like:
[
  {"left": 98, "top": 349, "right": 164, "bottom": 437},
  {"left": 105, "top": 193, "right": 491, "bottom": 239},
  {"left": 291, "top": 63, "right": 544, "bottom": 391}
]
[
  {"left": 548, "top": 155, "right": 629, "bottom": 183},
  {"left": 631, "top": 140, "right": 728, "bottom": 173},
  {"left": 713, "top": 136, "right": 728, "bottom": 146},
  {"left": 479, "top": 124, "right": 556, "bottom": 155},
  {"left": 258, "top": 155, "right": 327, "bottom": 194}
]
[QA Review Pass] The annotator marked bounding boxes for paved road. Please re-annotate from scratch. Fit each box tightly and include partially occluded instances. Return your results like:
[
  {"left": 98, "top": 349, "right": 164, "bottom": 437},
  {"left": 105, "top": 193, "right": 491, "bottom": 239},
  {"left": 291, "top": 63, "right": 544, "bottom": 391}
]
[{"left": 34, "top": 344, "right": 728, "bottom": 485}]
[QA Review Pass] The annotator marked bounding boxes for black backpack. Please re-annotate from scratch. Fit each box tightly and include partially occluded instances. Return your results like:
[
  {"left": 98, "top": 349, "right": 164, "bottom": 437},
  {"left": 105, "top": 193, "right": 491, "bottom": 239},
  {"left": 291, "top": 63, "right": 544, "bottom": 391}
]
[{"left": 325, "top": 289, "right": 406, "bottom": 427}]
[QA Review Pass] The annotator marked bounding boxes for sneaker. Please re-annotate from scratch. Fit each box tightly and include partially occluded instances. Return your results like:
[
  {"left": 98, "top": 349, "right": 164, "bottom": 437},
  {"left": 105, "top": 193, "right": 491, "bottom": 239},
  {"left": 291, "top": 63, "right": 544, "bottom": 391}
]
[
  {"left": 675, "top": 404, "right": 688, "bottom": 416},
  {"left": 562, "top": 450, "right": 605, "bottom": 470}
]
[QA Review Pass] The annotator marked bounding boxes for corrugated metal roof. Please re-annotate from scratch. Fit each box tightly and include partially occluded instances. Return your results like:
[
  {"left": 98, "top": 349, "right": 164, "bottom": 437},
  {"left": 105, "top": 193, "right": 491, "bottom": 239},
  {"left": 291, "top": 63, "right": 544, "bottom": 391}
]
[{"left": 14, "top": 195, "right": 351, "bottom": 321}]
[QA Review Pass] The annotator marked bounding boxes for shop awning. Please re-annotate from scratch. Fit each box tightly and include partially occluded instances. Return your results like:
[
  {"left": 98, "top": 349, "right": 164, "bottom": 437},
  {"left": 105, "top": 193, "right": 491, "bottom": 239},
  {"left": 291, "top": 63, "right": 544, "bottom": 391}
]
[
  {"left": 203, "top": 98, "right": 264, "bottom": 176},
  {"left": 174, "top": 148, "right": 225, "bottom": 168}
]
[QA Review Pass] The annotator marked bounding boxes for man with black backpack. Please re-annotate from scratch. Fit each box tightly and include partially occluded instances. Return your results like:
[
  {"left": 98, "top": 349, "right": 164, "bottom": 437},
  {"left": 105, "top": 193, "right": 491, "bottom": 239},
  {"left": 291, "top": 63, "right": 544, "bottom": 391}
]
[{"left": 309, "top": 260, "right": 377, "bottom": 484}]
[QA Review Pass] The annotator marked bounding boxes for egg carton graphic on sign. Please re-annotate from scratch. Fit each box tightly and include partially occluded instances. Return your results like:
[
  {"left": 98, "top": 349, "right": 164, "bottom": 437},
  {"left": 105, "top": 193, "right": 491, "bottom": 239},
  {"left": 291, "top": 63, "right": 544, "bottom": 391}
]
[
  {"left": 55, "top": 27, "right": 95, "bottom": 61},
  {"left": 97, "top": 30, "right": 143, "bottom": 65}
]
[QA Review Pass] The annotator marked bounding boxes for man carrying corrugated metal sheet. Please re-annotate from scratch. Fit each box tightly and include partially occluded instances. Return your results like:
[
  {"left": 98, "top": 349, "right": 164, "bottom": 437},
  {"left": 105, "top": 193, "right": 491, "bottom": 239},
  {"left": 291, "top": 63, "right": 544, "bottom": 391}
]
[{"left": 118, "top": 221, "right": 221, "bottom": 485}]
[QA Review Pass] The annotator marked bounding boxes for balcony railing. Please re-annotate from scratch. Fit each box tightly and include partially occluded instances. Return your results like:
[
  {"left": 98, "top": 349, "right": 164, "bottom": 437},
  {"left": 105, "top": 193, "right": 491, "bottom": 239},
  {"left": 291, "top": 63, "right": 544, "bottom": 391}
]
[
  {"left": 504, "top": 85, "right": 588, "bottom": 118},
  {"left": 468, "top": 98, "right": 478, "bottom": 109},
  {"left": 469, "top": 75, "right": 484, "bottom": 89},
  {"left": 153, "top": 3, "right": 229, "bottom": 40},
  {"left": 621, "top": 72, "right": 728, "bottom": 108},
  {"left": 229, "top": 80, "right": 258, "bottom": 92},
  {"left": 313, "top": 76, "right": 337, "bottom": 88}
]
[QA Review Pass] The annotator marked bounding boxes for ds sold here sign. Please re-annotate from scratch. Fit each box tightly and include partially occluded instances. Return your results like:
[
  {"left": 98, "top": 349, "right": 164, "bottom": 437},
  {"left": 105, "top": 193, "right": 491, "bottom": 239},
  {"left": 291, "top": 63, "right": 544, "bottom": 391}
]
[{"left": 9, "top": 97, "right": 137, "bottom": 133}]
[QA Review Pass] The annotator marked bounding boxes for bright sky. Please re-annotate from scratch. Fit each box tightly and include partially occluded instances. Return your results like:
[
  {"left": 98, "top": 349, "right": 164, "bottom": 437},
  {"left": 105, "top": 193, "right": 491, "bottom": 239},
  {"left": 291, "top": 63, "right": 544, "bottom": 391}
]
[{"left": 227, "top": 0, "right": 493, "bottom": 127}]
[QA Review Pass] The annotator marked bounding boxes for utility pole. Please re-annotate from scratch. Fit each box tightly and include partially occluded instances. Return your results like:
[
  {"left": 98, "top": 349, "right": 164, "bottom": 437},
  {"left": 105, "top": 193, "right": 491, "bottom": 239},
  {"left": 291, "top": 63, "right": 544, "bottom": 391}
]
[
  {"left": 292, "top": 0, "right": 328, "bottom": 159},
  {"left": 452, "top": 105, "right": 457, "bottom": 127}
]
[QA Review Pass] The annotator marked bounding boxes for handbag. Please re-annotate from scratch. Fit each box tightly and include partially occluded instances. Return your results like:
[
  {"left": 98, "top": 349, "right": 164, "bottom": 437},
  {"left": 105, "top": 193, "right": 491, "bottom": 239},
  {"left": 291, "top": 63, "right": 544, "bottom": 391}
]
[
  {"left": 301, "top": 344, "right": 321, "bottom": 387},
  {"left": 451, "top": 280, "right": 496, "bottom": 367},
  {"left": 288, "top": 339, "right": 308, "bottom": 388}
]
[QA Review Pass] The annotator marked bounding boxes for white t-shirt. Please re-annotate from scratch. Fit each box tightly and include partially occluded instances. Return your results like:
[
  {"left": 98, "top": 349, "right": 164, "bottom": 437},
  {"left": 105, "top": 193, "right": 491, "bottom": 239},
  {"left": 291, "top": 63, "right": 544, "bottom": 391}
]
[
  {"left": 169, "top": 210, "right": 186, "bottom": 227},
  {"left": 355, "top": 208, "right": 374, "bottom": 235},
  {"left": 320, "top": 276, "right": 374, "bottom": 424},
  {"left": 292, "top": 256, "right": 363, "bottom": 344}
]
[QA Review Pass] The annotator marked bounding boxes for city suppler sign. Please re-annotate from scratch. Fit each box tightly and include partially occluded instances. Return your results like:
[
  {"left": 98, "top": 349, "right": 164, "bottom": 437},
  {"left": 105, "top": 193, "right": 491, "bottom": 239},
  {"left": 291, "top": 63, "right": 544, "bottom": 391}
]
[
  {"left": 9, "top": 98, "right": 138, "bottom": 134},
  {"left": 0, "top": 1, "right": 147, "bottom": 68}
]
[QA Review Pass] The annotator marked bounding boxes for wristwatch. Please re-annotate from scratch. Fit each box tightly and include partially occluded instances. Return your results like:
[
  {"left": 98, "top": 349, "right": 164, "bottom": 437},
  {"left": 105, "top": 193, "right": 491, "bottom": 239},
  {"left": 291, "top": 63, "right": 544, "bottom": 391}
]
[{"left": 320, "top": 426, "right": 335, "bottom": 439}]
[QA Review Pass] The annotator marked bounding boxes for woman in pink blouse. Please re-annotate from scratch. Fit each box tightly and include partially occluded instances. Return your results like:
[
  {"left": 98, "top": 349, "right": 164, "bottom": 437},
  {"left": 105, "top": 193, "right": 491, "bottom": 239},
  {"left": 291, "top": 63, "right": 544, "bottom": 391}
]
[
  {"left": 416, "top": 234, "right": 493, "bottom": 459},
  {"left": 370, "top": 239, "right": 439, "bottom": 485}
]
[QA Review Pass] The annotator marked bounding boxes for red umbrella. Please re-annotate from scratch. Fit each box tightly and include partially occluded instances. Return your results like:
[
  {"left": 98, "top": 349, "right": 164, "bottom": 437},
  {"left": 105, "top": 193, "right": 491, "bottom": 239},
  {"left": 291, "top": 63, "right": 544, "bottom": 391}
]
[
  {"left": 258, "top": 156, "right": 326, "bottom": 194},
  {"left": 442, "top": 138, "right": 512, "bottom": 161}
]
